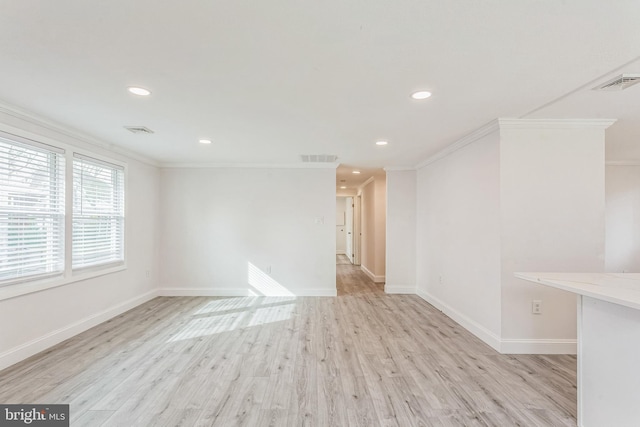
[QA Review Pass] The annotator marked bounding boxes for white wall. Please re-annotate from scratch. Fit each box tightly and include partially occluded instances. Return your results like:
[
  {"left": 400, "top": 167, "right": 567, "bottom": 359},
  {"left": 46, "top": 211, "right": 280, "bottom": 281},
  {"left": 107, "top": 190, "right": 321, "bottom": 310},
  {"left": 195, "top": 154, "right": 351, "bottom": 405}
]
[
  {"left": 416, "top": 132, "right": 502, "bottom": 343},
  {"left": 159, "top": 167, "right": 336, "bottom": 296},
  {"left": 605, "top": 165, "right": 640, "bottom": 273},
  {"left": 374, "top": 177, "right": 386, "bottom": 278},
  {"left": 500, "top": 126, "right": 605, "bottom": 350},
  {"left": 336, "top": 197, "right": 346, "bottom": 254},
  {"left": 413, "top": 121, "right": 610, "bottom": 354},
  {"left": 361, "top": 181, "right": 375, "bottom": 274},
  {"left": 385, "top": 170, "right": 416, "bottom": 293},
  {"left": 360, "top": 176, "right": 386, "bottom": 282},
  {"left": 0, "top": 108, "right": 160, "bottom": 371}
]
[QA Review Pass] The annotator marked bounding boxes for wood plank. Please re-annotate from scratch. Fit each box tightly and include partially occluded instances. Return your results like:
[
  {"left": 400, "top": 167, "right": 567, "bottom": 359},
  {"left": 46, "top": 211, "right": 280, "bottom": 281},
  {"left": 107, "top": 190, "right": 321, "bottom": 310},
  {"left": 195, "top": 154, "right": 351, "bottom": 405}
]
[{"left": 0, "top": 255, "right": 577, "bottom": 426}]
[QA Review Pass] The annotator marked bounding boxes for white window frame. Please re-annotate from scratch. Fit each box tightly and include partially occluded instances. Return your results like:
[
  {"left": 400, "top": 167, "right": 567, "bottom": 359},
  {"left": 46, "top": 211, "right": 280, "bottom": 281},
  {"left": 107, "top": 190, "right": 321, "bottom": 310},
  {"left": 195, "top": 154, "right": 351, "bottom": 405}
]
[
  {"left": 0, "top": 128, "right": 127, "bottom": 301},
  {"left": 72, "top": 152, "right": 125, "bottom": 271},
  {"left": 0, "top": 133, "right": 65, "bottom": 285}
]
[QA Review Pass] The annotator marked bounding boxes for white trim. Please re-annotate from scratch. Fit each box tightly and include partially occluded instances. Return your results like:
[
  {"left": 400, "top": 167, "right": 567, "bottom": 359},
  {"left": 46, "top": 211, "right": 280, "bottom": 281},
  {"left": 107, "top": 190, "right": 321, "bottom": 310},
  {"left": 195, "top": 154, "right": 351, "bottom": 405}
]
[
  {"left": 336, "top": 250, "right": 346, "bottom": 255},
  {"left": 521, "top": 54, "right": 640, "bottom": 118},
  {"left": 0, "top": 264, "right": 126, "bottom": 301},
  {"left": 0, "top": 101, "right": 158, "bottom": 167},
  {"left": 498, "top": 118, "right": 617, "bottom": 130},
  {"left": 357, "top": 176, "right": 375, "bottom": 192},
  {"left": 416, "top": 120, "right": 500, "bottom": 169},
  {"left": 415, "top": 118, "right": 617, "bottom": 170},
  {"left": 158, "top": 287, "right": 337, "bottom": 297},
  {"left": 416, "top": 288, "right": 576, "bottom": 354},
  {"left": 416, "top": 288, "right": 502, "bottom": 352},
  {"left": 0, "top": 289, "right": 158, "bottom": 371},
  {"left": 0, "top": 122, "right": 130, "bottom": 301},
  {"left": 606, "top": 160, "right": 640, "bottom": 166},
  {"left": 360, "top": 265, "right": 385, "bottom": 283},
  {"left": 73, "top": 152, "right": 125, "bottom": 170},
  {"left": 160, "top": 162, "right": 340, "bottom": 169},
  {"left": 384, "top": 284, "right": 416, "bottom": 294},
  {"left": 383, "top": 166, "right": 415, "bottom": 172},
  {"left": 0, "top": 129, "right": 65, "bottom": 154},
  {"left": 500, "top": 338, "right": 577, "bottom": 355}
]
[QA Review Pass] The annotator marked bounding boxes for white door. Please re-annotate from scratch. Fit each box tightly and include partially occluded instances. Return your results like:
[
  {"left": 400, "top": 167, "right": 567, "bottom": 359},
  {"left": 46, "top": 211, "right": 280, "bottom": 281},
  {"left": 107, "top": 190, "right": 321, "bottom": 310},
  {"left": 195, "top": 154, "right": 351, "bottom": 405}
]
[{"left": 345, "top": 197, "right": 354, "bottom": 263}]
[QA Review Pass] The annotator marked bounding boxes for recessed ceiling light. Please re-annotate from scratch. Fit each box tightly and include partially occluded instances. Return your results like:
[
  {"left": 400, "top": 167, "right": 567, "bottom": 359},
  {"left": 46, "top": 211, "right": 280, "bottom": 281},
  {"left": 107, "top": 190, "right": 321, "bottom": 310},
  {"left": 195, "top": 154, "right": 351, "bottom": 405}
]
[
  {"left": 340, "top": 186, "right": 347, "bottom": 189},
  {"left": 411, "top": 90, "right": 432, "bottom": 100},
  {"left": 376, "top": 140, "right": 388, "bottom": 146},
  {"left": 128, "top": 86, "right": 151, "bottom": 96},
  {"left": 199, "top": 139, "right": 212, "bottom": 144},
  {"left": 352, "top": 170, "right": 361, "bottom": 174}
]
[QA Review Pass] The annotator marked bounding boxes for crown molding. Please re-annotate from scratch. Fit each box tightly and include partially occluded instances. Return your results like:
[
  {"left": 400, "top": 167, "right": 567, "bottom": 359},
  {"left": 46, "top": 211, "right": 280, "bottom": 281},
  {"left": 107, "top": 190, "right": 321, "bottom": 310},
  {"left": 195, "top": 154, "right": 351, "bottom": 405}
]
[
  {"left": 160, "top": 162, "right": 340, "bottom": 169},
  {"left": 498, "top": 118, "right": 617, "bottom": 130},
  {"left": 383, "top": 166, "right": 416, "bottom": 172},
  {"left": 416, "top": 119, "right": 500, "bottom": 170},
  {"left": 415, "top": 118, "right": 619, "bottom": 170},
  {"left": 606, "top": 160, "right": 640, "bottom": 166},
  {"left": 0, "top": 101, "right": 159, "bottom": 167},
  {"left": 358, "top": 176, "right": 375, "bottom": 191}
]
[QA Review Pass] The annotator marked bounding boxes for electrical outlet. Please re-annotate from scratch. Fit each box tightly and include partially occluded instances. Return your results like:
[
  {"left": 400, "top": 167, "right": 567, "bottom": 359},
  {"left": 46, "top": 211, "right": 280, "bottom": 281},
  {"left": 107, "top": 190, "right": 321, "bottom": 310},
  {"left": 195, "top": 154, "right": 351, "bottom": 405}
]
[
  {"left": 439, "top": 275, "right": 443, "bottom": 285},
  {"left": 145, "top": 270, "right": 150, "bottom": 279},
  {"left": 266, "top": 265, "right": 272, "bottom": 274},
  {"left": 532, "top": 300, "right": 542, "bottom": 315}
]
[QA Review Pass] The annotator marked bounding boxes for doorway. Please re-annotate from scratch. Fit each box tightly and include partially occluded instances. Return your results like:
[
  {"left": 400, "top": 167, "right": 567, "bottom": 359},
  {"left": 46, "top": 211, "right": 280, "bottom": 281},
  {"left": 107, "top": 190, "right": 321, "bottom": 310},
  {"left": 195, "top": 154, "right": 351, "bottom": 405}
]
[
  {"left": 345, "top": 196, "right": 353, "bottom": 263},
  {"left": 337, "top": 195, "right": 361, "bottom": 266}
]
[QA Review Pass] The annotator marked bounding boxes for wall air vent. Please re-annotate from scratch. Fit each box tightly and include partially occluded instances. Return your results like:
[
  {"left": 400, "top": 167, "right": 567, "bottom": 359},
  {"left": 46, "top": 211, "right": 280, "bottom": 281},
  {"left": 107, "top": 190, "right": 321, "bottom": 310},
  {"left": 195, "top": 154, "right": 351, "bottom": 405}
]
[
  {"left": 124, "top": 126, "right": 154, "bottom": 134},
  {"left": 593, "top": 74, "right": 640, "bottom": 91},
  {"left": 300, "top": 154, "right": 338, "bottom": 163}
]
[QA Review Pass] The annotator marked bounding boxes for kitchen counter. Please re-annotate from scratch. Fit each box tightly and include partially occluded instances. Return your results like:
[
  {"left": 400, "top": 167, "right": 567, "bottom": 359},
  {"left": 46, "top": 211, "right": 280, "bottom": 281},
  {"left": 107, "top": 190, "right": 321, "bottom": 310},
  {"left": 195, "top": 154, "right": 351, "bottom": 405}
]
[{"left": 516, "top": 272, "right": 640, "bottom": 427}]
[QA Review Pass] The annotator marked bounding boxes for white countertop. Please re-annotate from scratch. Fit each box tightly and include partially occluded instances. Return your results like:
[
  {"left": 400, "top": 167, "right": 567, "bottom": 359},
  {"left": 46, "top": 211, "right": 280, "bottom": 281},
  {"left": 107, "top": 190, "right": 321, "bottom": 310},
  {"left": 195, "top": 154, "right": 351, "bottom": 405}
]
[{"left": 515, "top": 272, "right": 640, "bottom": 311}]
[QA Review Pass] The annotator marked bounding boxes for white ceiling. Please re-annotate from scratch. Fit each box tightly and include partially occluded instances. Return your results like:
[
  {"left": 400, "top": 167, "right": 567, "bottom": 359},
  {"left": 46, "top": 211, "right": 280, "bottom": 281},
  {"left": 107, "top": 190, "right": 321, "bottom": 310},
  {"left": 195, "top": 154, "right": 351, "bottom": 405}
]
[
  {"left": 336, "top": 164, "right": 385, "bottom": 193},
  {"left": 1, "top": 1, "right": 640, "bottom": 169}
]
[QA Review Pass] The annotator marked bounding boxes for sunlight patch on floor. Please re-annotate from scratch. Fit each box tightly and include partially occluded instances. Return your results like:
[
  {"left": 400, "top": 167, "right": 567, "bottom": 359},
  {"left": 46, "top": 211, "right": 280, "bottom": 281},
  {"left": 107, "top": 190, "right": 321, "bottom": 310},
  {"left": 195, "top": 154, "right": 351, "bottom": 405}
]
[
  {"left": 168, "top": 298, "right": 296, "bottom": 342},
  {"left": 194, "top": 297, "right": 259, "bottom": 315}
]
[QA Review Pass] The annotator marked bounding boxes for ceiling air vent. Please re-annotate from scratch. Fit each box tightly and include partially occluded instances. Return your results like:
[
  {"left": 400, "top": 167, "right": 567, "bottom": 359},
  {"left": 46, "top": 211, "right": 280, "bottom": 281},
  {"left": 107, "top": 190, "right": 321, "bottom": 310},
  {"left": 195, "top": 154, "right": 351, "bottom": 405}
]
[
  {"left": 593, "top": 74, "right": 640, "bottom": 91},
  {"left": 301, "top": 154, "right": 338, "bottom": 163},
  {"left": 124, "top": 126, "right": 154, "bottom": 134}
]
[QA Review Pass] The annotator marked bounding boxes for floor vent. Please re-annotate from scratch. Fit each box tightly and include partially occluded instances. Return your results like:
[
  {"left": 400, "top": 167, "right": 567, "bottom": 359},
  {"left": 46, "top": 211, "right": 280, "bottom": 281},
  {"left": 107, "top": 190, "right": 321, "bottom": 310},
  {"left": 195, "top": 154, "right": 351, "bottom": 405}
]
[
  {"left": 124, "top": 126, "right": 154, "bottom": 134},
  {"left": 593, "top": 74, "right": 640, "bottom": 91},
  {"left": 301, "top": 154, "right": 338, "bottom": 163}
]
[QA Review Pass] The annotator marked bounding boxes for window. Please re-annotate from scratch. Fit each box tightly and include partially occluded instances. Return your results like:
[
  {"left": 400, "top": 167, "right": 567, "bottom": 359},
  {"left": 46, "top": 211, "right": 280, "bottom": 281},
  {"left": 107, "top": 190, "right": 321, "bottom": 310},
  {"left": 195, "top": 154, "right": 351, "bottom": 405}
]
[
  {"left": 0, "top": 134, "right": 65, "bottom": 283},
  {"left": 73, "top": 154, "right": 124, "bottom": 269}
]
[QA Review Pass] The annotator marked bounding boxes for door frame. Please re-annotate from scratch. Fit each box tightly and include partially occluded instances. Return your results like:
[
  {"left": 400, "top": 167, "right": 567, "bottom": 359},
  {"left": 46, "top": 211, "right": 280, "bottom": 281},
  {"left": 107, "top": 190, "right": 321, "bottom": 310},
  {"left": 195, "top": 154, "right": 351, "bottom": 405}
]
[
  {"left": 353, "top": 194, "right": 362, "bottom": 266},
  {"left": 345, "top": 196, "right": 354, "bottom": 264}
]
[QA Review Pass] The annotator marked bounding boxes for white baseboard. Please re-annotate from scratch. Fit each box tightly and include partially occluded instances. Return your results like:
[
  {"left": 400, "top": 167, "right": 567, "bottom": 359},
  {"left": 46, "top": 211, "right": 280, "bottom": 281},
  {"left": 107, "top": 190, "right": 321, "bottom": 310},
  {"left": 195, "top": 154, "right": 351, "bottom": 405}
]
[
  {"left": 384, "top": 284, "right": 416, "bottom": 294},
  {"left": 158, "top": 287, "right": 337, "bottom": 297},
  {"left": 336, "top": 250, "right": 346, "bottom": 255},
  {"left": 416, "top": 288, "right": 576, "bottom": 355},
  {"left": 361, "top": 265, "right": 385, "bottom": 283},
  {"left": 500, "top": 338, "right": 577, "bottom": 355},
  {"left": 0, "top": 289, "right": 159, "bottom": 372},
  {"left": 417, "top": 288, "right": 502, "bottom": 352}
]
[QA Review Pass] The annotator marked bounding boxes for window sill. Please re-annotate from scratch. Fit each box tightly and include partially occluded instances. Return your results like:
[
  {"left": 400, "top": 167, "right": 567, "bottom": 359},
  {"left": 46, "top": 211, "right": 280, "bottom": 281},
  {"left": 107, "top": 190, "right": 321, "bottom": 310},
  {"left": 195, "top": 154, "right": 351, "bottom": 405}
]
[{"left": 0, "top": 263, "right": 126, "bottom": 301}]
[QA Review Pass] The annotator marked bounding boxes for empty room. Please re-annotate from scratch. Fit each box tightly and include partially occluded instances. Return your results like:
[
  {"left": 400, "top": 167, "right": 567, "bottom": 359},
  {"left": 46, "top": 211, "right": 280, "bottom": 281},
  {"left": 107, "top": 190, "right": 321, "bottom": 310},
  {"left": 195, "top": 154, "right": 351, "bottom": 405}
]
[{"left": 1, "top": 1, "right": 640, "bottom": 426}]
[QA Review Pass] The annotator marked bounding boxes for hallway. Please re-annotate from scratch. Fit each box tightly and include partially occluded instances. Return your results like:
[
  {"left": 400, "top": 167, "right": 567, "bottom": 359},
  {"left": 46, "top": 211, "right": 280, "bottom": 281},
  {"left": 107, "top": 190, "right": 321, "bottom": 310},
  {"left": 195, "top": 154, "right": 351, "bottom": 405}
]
[{"left": 336, "top": 254, "right": 384, "bottom": 296}]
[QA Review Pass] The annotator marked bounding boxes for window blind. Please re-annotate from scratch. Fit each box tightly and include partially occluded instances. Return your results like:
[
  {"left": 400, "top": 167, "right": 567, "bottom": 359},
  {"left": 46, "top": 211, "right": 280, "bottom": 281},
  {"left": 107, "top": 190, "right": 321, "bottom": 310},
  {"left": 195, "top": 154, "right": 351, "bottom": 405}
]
[
  {"left": 0, "top": 134, "right": 65, "bottom": 283},
  {"left": 73, "top": 154, "right": 124, "bottom": 269}
]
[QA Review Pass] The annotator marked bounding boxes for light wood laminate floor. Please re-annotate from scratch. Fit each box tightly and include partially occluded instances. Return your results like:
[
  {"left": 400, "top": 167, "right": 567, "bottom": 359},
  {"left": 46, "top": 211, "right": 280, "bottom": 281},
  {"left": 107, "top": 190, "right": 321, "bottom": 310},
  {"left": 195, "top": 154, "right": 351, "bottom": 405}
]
[{"left": 0, "top": 255, "right": 577, "bottom": 426}]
